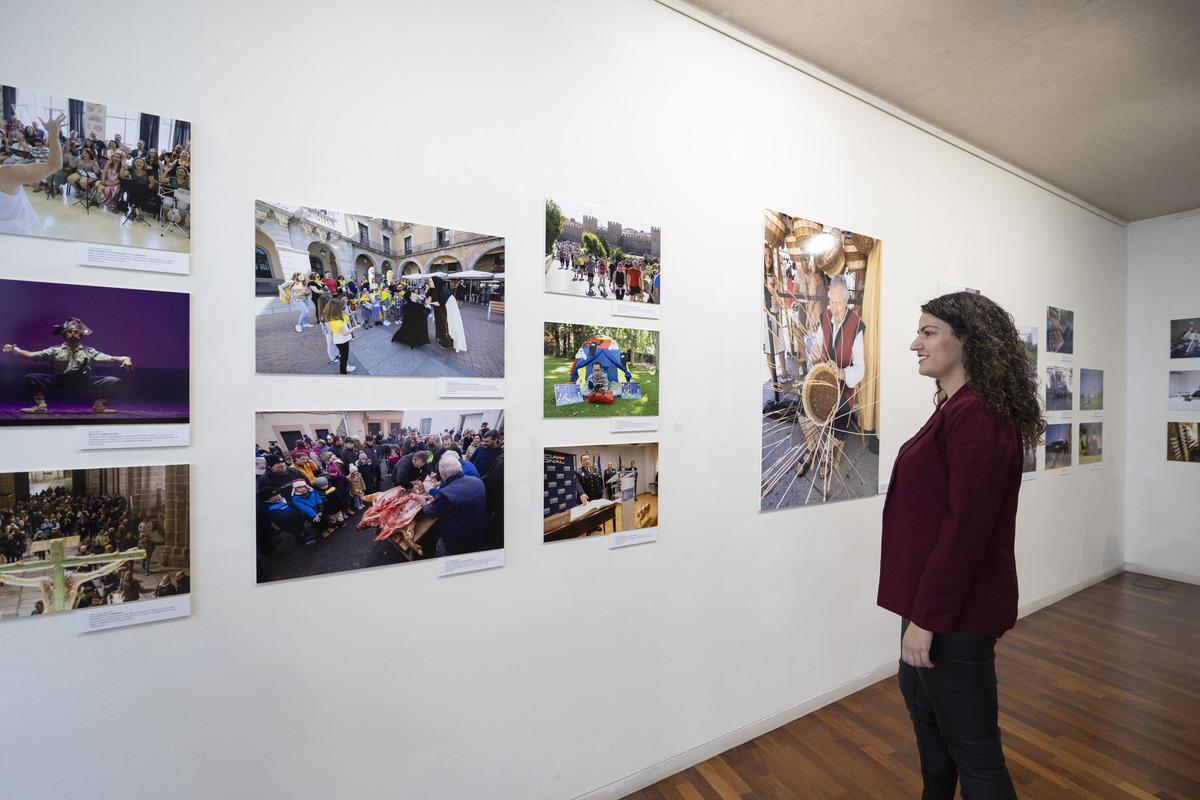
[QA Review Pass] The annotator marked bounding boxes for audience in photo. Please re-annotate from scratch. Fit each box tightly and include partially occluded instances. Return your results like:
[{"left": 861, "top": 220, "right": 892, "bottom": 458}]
[
  {"left": 255, "top": 425, "right": 504, "bottom": 560},
  {"left": 0, "top": 113, "right": 191, "bottom": 230},
  {"left": 0, "top": 483, "right": 184, "bottom": 606}
]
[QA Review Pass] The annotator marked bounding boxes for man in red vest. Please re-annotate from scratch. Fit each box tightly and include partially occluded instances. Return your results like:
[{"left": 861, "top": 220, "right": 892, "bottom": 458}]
[{"left": 807, "top": 275, "right": 865, "bottom": 479}]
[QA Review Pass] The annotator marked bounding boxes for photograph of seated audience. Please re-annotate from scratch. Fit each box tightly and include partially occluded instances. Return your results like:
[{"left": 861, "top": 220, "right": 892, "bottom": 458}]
[
  {"left": 0, "top": 86, "right": 191, "bottom": 251},
  {"left": 254, "top": 411, "right": 504, "bottom": 584},
  {"left": 0, "top": 466, "right": 191, "bottom": 620}
]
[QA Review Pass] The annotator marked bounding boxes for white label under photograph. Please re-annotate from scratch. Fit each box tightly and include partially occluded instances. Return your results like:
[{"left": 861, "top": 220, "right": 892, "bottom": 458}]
[
  {"left": 78, "top": 424, "right": 190, "bottom": 450},
  {"left": 437, "top": 550, "right": 504, "bottom": 577},
  {"left": 612, "top": 300, "right": 661, "bottom": 320},
  {"left": 77, "top": 594, "right": 191, "bottom": 633},
  {"left": 610, "top": 528, "right": 657, "bottom": 548},
  {"left": 438, "top": 378, "right": 505, "bottom": 399},
  {"left": 611, "top": 417, "right": 659, "bottom": 433},
  {"left": 76, "top": 242, "right": 190, "bottom": 274}
]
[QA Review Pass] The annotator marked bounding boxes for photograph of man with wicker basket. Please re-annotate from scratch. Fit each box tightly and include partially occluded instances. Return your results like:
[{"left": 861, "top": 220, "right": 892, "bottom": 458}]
[{"left": 761, "top": 209, "right": 881, "bottom": 510}]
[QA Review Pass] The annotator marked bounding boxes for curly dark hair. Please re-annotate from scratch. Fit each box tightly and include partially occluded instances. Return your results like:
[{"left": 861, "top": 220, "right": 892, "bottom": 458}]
[{"left": 920, "top": 292, "right": 1046, "bottom": 448}]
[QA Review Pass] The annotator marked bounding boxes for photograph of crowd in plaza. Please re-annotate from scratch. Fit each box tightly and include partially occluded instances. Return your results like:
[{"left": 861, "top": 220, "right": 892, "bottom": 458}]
[
  {"left": 1167, "top": 422, "right": 1200, "bottom": 462},
  {"left": 543, "top": 323, "right": 659, "bottom": 418},
  {"left": 0, "top": 278, "right": 189, "bottom": 425},
  {"left": 1046, "top": 366, "right": 1074, "bottom": 412},
  {"left": 761, "top": 209, "right": 881, "bottom": 510},
  {"left": 1045, "top": 423, "right": 1073, "bottom": 469},
  {"left": 1080, "top": 368, "right": 1104, "bottom": 411},
  {"left": 543, "top": 442, "right": 658, "bottom": 541},
  {"left": 255, "top": 201, "right": 504, "bottom": 378},
  {"left": 1168, "top": 370, "right": 1200, "bottom": 410},
  {"left": 1169, "top": 317, "right": 1200, "bottom": 359},
  {"left": 544, "top": 197, "right": 660, "bottom": 303},
  {"left": 0, "top": 465, "right": 190, "bottom": 621},
  {"left": 1046, "top": 306, "right": 1074, "bottom": 354},
  {"left": 1018, "top": 324, "right": 1038, "bottom": 369},
  {"left": 1, "top": 84, "right": 191, "bottom": 250},
  {"left": 1079, "top": 422, "right": 1103, "bottom": 465},
  {"left": 255, "top": 410, "right": 504, "bottom": 584}
]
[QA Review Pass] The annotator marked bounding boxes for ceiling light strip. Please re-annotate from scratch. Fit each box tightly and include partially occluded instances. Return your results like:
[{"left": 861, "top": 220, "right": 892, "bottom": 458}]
[{"left": 653, "top": 0, "right": 1127, "bottom": 228}]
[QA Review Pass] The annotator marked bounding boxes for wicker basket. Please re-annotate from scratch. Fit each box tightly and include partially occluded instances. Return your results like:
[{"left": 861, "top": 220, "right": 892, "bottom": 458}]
[
  {"left": 764, "top": 211, "right": 788, "bottom": 249},
  {"left": 802, "top": 363, "right": 840, "bottom": 426}
]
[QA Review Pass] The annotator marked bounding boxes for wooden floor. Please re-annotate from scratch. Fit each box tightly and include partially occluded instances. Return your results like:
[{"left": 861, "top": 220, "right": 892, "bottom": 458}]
[{"left": 622, "top": 572, "right": 1200, "bottom": 800}]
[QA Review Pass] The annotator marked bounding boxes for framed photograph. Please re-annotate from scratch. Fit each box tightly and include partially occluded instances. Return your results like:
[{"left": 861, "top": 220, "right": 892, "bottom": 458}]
[
  {"left": 1079, "top": 422, "right": 1103, "bottom": 464},
  {"left": 1169, "top": 318, "right": 1200, "bottom": 359},
  {"left": 1045, "top": 423, "right": 1073, "bottom": 469},
  {"left": 544, "top": 196, "right": 660, "bottom": 304},
  {"left": 1079, "top": 368, "right": 1103, "bottom": 411},
  {"left": 543, "top": 442, "right": 658, "bottom": 542},
  {"left": 255, "top": 410, "right": 503, "bottom": 584},
  {"left": 1046, "top": 306, "right": 1074, "bottom": 355},
  {"left": 0, "top": 465, "right": 190, "bottom": 623},
  {"left": 1167, "top": 422, "right": 1199, "bottom": 462},
  {"left": 255, "top": 200, "right": 504, "bottom": 378},
  {"left": 0, "top": 84, "right": 191, "bottom": 257},
  {"left": 1017, "top": 324, "right": 1038, "bottom": 370},
  {"left": 762, "top": 209, "right": 881, "bottom": 510},
  {"left": 543, "top": 323, "right": 658, "bottom": 418},
  {"left": 0, "top": 278, "right": 189, "bottom": 426},
  {"left": 1045, "top": 366, "right": 1074, "bottom": 412},
  {"left": 1168, "top": 370, "right": 1200, "bottom": 411}
]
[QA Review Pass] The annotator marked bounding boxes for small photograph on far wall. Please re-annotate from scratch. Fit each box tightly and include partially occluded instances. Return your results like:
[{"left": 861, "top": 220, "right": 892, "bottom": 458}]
[
  {"left": 1045, "top": 366, "right": 1074, "bottom": 411},
  {"left": 1167, "top": 422, "right": 1200, "bottom": 462},
  {"left": 543, "top": 442, "right": 658, "bottom": 542},
  {"left": 1017, "top": 324, "right": 1038, "bottom": 370},
  {"left": 1022, "top": 444, "right": 1037, "bottom": 474},
  {"left": 1079, "top": 422, "right": 1103, "bottom": 465},
  {"left": 544, "top": 196, "right": 660, "bottom": 304},
  {"left": 1168, "top": 370, "right": 1200, "bottom": 411},
  {"left": 1079, "top": 368, "right": 1103, "bottom": 411},
  {"left": 1045, "top": 423, "right": 1073, "bottom": 469},
  {"left": 1047, "top": 306, "right": 1074, "bottom": 354},
  {"left": 1169, "top": 318, "right": 1200, "bottom": 359}
]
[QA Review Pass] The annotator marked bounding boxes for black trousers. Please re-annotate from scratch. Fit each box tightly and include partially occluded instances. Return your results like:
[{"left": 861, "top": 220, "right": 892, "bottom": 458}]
[
  {"left": 898, "top": 619, "right": 1017, "bottom": 800},
  {"left": 336, "top": 341, "right": 350, "bottom": 374}
]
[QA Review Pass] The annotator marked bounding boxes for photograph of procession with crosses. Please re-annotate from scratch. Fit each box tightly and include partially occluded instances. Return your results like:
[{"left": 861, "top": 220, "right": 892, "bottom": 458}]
[{"left": 0, "top": 465, "right": 190, "bottom": 622}]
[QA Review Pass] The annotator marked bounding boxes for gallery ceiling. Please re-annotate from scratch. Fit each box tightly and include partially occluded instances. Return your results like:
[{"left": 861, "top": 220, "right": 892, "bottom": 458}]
[{"left": 667, "top": 0, "right": 1200, "bottom": 223}]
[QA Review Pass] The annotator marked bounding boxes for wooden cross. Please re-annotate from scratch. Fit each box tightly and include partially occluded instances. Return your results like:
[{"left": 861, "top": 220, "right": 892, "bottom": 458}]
[{"left": 0, "top": 540, "right": 146, "bottom": 613}]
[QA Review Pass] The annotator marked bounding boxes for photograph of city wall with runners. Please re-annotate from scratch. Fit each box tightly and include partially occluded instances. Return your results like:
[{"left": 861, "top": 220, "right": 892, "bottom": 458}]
[
  {"left": 255, "top": 200, "right": 504, "bottom": 378},
  {"left": 545, "top": 197, "right": 660, "bottom": 304}
]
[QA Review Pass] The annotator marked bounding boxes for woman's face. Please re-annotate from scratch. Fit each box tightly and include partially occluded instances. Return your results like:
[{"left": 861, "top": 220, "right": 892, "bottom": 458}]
[
  {"left": 911, "top": 313, "right": 965, "bottom": 383},
  {"left": 133, "top": 158, "right": 145, "bottom": 170}
]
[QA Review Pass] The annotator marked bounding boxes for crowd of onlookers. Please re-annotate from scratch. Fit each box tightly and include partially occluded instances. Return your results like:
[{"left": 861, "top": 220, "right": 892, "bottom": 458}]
[
  {"left": 255, "top": 424, "right": 504, "bottom": 559},
  {"left": 0, "top": 483, "right": 187, "bottom": 611},
  {"left": 553, "top": 241, "right": 661, "bottom": 303},
  {"left": 2, "top": 115, "right": 190, "bottom": 224}
]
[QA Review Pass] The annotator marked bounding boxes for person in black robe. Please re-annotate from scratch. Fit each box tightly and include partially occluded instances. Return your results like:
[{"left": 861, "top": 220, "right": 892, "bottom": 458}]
[
  {"left": 430, "top": 276, "right": 451, "bottom": 348},
  {"left": 391, "top": 289, "right": 431, "bottom": 349}
]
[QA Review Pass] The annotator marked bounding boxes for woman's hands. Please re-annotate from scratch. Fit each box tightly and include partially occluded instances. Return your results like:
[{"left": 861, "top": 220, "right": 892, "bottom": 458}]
[{"left": 902, "top": 621, "right": 934, "bottom": 668}]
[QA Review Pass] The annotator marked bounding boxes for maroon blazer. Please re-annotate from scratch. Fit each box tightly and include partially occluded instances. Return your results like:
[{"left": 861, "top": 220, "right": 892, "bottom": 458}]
[{"left": 878, "top": 384, "right": 1022, "bottom": 635}]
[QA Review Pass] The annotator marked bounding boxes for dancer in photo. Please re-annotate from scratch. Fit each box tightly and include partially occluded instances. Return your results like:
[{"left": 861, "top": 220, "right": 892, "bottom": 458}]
[
  {"left": 3, "top": 317, "right": 133, "bottom": 415},
  {"left": 879, "top": 292, "right": 1043, "bottom": 800},
  {"left": 0, "top": 112, "right": 64, "bottom": 235}
]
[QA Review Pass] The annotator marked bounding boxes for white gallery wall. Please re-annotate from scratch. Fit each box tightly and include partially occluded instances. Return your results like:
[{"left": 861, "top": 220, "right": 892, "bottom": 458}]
[
  {"left": 0, "top": 1, "right": 1130, "bottom": 799},
  {"left": 1126, "top": 212, "right": 1200, "bottom": 580}
]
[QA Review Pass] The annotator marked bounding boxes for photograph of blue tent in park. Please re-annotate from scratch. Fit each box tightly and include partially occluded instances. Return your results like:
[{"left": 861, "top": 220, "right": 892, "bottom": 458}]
[{"left": 543, "top": 322, "right": 658, "bottom": 418}]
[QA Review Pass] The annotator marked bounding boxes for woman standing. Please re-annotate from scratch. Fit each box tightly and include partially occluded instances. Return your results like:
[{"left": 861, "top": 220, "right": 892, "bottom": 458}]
[
  {"left": 326, "top": 296, "right": 361, "bottom": 374},
  {"left": 879, "top": 292, "right": 1043, "bottom": 800},
  {"left": 287, "top": 272, "right": 311, "bottom": 332}
]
